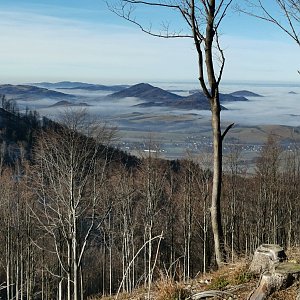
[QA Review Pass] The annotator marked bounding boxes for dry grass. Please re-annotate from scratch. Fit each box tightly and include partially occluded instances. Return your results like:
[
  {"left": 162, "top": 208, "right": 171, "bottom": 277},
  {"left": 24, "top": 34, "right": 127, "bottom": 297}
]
[
  {"left": 188, "top": 259, "right": 258, "bottom": 299},
  {"left": 88, "top": 256, "right": 300, "bottom": 300},
  {"left": 154, "top": 277, "right": 191, "bottom": 300},
  {"left": 88, "top": 288, "right": 147, "bottom": 300},
  {"left": 90, "top": 263, "right": 257, "bottom": 299},
  {"left": 286, "top": 247, "right": 300, "bottom": 263},
  {"left": 268, "top": 282, "right": 300, "bottom": 300}
]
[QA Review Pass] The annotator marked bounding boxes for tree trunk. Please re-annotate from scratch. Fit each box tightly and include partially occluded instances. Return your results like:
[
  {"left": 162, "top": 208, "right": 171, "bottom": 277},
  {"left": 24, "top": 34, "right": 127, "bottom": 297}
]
[
  {"left": 73, "top": 215, "right": 78, "bottom": 300},
  {"left": 210, "top": 99, "right": 225, "bottom": 267},
  {"left": 58, "top": 279, "right": 63, "bottom": 300},
  {"left": 67, "top": 241, "right": 71, "bottom": 300},
  {"left": 6, "top": 224, "right": 11, "bottom": 300}
]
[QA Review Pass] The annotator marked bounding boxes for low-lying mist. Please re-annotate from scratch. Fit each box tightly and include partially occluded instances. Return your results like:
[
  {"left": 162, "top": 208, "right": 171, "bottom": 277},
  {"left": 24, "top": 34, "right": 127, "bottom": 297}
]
[{"left": 17, "top": 81, "right": 300, "bottom": 135}]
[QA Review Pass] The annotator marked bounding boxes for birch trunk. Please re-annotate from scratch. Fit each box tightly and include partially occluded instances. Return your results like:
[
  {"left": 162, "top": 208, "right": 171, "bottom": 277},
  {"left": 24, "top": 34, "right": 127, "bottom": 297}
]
[{"left": 210, "top": 100, "right": 225, "bottom": 266}]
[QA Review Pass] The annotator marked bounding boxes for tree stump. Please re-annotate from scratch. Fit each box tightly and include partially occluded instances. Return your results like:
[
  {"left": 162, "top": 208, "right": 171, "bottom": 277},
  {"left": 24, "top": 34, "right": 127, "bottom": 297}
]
[
  {"left": 248, "top": 244, "right": 300, "bottom": 300},
  {"left": 249, "top": 244, "right": 286, "bottom": 274}
]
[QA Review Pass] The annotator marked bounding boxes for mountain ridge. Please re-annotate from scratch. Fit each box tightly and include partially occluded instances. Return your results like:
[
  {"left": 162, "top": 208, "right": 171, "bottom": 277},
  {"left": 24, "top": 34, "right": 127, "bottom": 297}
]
[
  {"left": 49, "top": 100, "right": 91, "bottom": 107},
  {"left": 107, "top": 83, "right": 249, "bottom": 110},
  {"left": 0, "top": 84, "right": 74, "bottom": 100},
  {"left": 32, "top": 81, "right": 129, "bottom": 91},
  {"left": 229, "top": 90, "right": 263, "bottom": 97},
  {"left": 108, "top": 83, "right": 182, "bottom": 101}
]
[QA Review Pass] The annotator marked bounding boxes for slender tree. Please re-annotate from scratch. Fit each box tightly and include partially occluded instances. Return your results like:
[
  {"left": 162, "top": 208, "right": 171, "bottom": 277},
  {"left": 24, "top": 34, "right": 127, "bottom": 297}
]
[{"left": 109, "top": 0, "right": 233, "bottom": 267}]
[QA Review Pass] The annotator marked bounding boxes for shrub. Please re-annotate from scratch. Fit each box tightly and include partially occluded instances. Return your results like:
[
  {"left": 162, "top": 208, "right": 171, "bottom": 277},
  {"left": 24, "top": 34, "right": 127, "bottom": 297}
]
[
  {"left": 210, "top": 276, "right": 229, "bottom": 290},
  {"left": 234, "top": 271, "right": 255, "bottom": 284}
]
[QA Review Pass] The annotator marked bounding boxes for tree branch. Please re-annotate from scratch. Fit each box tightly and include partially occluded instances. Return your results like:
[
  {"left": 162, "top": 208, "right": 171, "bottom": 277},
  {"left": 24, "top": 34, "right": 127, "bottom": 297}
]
[{"left": 221, "top": 122, "right": 234, "bottom": 141}]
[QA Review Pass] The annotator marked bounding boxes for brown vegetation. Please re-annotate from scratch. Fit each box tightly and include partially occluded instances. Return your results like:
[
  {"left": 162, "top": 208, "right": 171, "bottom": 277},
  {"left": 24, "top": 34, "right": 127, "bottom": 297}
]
[{"left": 1, "top": 108, "right": 300, "bottom": 299}]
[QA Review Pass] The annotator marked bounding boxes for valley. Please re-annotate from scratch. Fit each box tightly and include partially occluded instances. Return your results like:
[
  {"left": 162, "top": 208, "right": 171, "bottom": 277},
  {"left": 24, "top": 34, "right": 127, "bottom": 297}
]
[{"left": 2, "top": 80, "right": 300, "bottom": 166}]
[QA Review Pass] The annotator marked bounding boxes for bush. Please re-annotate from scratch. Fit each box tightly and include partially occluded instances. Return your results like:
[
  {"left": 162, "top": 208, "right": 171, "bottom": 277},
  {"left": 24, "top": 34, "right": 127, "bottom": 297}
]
[
  {"left": 210, "top": 276, "right": 229, "bottom": 290},
  {"left": 234, "top": 271, "right": 255, "bottom": 284}
]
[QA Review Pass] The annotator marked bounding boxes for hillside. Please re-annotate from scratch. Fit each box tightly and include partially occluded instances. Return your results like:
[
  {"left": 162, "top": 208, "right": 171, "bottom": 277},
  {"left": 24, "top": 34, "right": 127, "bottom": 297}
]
[
  {"left": 2, "top": 101, "right": 300, "bottom": 299},
  {"left": 97, "top": 248, "right": 300, "bottom": 300},
  {"left": 108, "top": 83, "right": 182, "bottom": 101},
  {"left": 0, "top": 105, "right": 139, "bottom": 168},
  {"left": 187, "top": 91, "right": 248, "bottom": 101},
  {"left": 0, "top": 107, "right": 41, "bottom": 159},
  {"left": 49, "top": 100, "right": 90, "bottom": 107},
  {"left": 32, "top": 81, "right": 129, "bottom": 91},
  {"left": 229, "top": 90, "right": 263, "bottom": 97},
  {"left": 108, "top": 83, "right": 241, "bottom": 110},
  {"left": 183, "top": 92, "right": 231, "bottom": 109},
  {"left": 97, "top": 260, "right": 257, "bottom": 300},
  {"left": 0, "top": 84, "right": 74, "bottom": 100}
]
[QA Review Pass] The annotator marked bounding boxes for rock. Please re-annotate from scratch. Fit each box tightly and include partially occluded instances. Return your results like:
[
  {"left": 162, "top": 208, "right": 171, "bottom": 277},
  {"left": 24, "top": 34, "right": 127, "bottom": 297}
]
[{"left": 249, "top": 244, "right": 286, "bottom": 274}]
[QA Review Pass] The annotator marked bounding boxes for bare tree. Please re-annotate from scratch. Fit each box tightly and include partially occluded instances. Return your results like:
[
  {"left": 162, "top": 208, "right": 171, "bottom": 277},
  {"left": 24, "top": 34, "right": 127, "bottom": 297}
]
[
  {"left": 255, "top": 135, "right": 283, "bottom": 244},
  {"left": 239, "top": 0, "right": 300, "bottom": 46},
  {"left": 32, "top": 109, "right": 115, "bottom": 300},
  {"left": 138, "top": 148, "right": 168, "bottom": 295},
  {"left": 109, "top": 0, "right": 233, "bottom": 267},
  {"left": 223, "top": 144, "right": 244, "bottom": 262}
]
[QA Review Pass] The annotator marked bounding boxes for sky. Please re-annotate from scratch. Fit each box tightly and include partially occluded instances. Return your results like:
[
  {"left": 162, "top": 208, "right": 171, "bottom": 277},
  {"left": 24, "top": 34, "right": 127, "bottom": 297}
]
[{"left": 0, "top": 0, "right": 300, "bottom": 84}]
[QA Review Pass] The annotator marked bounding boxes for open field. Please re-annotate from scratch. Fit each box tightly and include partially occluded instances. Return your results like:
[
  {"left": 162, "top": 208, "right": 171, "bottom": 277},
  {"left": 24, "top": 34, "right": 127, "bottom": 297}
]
[{"left": 109, "top": 111, "right": 300, "bottom": 168}]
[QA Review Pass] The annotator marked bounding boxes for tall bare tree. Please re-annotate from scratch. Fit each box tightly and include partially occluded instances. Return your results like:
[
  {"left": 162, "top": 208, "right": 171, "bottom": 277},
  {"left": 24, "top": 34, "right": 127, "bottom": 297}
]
[
  {"left": 109, "top": 0, "right": 233, "bottom": 267},
  {"left": 32, "top": 109, "right": 115, "bottom": 300}
]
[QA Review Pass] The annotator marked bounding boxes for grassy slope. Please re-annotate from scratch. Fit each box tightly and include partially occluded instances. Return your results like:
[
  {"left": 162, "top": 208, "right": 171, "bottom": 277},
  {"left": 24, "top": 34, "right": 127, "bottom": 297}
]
[{"left": 89, "top": 248, "right": 300, "bottom": 300}]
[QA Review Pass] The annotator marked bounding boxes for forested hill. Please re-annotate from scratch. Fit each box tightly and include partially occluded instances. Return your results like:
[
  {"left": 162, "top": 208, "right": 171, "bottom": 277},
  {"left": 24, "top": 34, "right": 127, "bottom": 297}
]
[
  {"left": 0, "top": 107, "right": 39, "bottom": 144},
  {"left": 0, "top": 101, "right": 140, "bottom": 168},
  {"left": 1, "top": 96, "right": 300, "bottom": 299}
]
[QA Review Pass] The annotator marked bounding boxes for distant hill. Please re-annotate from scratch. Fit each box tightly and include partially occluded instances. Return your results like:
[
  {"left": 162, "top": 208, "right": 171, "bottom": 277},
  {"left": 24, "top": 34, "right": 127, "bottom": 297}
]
[
  {"left": 63, "top": 84, "right": 129, "bottom": 92},
  {"left": 220, "top": 93, "right": 248, "bottom": 101},
  {"left": 185, "top": 92, "right": 246, "bottom": 105},
  {"left": 32, "top": 81, "right": 129, "bottom": 92},
  {"left": 32, "top": 81, "right": 89, "bottom": 89},
  {"left": 0, "top": 84, "right": 74, "bottom": 100},
  {"left": 178, "top": 93, "right": 217, "bottom": 110},
  {"left": 229, "top": 90, "right": 262, "bottom": 97},
  {"left": 190, "top": 89, "right": 259, "bottom": 99},
  {"left": 110, "top": 83, "right": 247, "bottom": 110},
  {"left": 49, "top": 100, "right": 90, "bottom": 107},
  {"left": 108, "top": 83, "right": 182, "bottom": 101}
]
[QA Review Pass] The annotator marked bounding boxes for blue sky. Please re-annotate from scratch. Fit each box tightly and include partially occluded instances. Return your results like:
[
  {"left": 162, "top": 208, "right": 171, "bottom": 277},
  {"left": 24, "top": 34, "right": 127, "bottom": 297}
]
[{"left": 0, "top": 0, "right": 299, "bottom": 84}]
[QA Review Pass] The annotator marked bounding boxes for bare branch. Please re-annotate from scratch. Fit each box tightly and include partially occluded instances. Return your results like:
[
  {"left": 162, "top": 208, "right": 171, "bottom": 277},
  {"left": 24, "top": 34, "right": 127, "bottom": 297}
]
[
  {"left": 215, "top": 30, "right": 226, "bottom": 85},
  {"left": 115, "top": 233, "right": 164, "bottom": 299},
  {"left": 107, "top": 0, "right": 193, "bottom": 38},
  {"left": 215, "top": 1, "right": 233, "bottom": 30},
  {"left": 238, "top": 0, "right": 300, "bottom": 46},
  {"left": 221, "top": 123, "right": 235, "bottom": 141}
]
